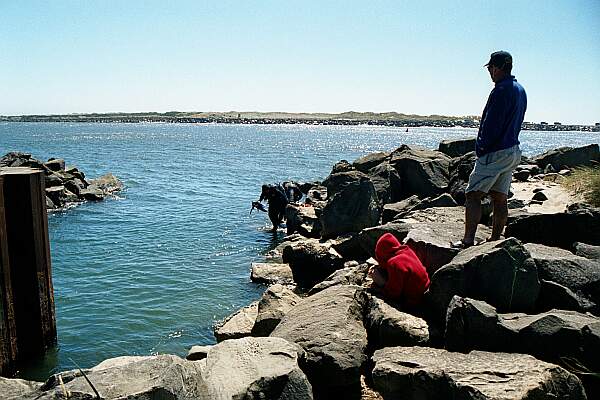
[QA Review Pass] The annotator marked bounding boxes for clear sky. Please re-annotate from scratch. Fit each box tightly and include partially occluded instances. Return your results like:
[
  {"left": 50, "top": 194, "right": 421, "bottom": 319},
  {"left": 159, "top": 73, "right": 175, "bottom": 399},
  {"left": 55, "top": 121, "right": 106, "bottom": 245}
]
[{"left": 1, "top": 0, "right": 599, "bottom": 124}]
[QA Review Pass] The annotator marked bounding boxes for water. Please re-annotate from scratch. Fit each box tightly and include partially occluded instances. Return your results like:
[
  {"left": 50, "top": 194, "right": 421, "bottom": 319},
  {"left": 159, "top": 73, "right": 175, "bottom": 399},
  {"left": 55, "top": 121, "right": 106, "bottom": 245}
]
[{"left": 0, "top": 122, "right": 598, "bottom": 380}]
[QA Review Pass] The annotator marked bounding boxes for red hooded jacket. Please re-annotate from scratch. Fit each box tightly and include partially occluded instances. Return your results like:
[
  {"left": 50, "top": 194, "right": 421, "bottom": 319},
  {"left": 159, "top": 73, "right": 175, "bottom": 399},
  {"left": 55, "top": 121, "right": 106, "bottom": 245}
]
[{"left": 374, "top": 233, "right": 430, "bottom": 307}]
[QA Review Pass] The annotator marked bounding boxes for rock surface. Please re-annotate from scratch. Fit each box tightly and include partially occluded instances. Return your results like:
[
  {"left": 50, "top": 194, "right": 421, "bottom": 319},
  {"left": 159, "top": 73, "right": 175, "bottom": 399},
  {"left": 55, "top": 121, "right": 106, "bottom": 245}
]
[
  {"left": 186, "top": 345, "right": 212, "bottom": 361},
  {"left": 252, "top": 284, "right": 301, "bottom": 336},
  {"left": 438, "top": 137, "right": 476, "bottom": 158},
  {"left": 285, "top": 204, "right": 322, "bottom": 238},
  {"left": 282, "top": 238, "right": 345, "bottom": 288},
  {"left": 271, "top": 285, "right": 368, "bottom": 398},
  {"left": 251, "top": 262, "right": 295, "bottom": 285},
  {"left": 447, "top": 151, "right": 476, "bottom": 205},
  {"left": 308, "top": 262, "right": 370, "bottom": 295},
  {"left": 371, "top": 346, "right": 586, "bottom": 400},
  {"left": 574, "top": 242, "right": 600, "bottom": 261},
  {"left": 532, "top": 143, "right": 600, "bottom": 171},
  {"left": 201, "top": 337, "right": 313, "bottom": 400},
  {"left": 214, "top": 301, "right": 258, "bottom": 342},
  {"left": 0, "top": 377, "right": 42, "bottom": 400},
  {"left": 428, "top": 238, "right": 540, "bottom": 322}
]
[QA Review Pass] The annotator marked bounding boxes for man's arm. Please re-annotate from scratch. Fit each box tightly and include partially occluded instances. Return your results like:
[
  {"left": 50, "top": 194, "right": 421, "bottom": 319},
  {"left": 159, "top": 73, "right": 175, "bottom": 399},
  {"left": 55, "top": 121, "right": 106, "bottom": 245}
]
[{"left": 477, "top": 87, "right": 510, "bottom": 156}]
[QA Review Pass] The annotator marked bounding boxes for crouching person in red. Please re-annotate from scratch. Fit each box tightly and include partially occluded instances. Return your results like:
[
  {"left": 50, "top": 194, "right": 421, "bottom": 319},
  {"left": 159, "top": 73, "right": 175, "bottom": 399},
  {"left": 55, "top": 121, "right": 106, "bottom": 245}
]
[{"left": 369, "top": 233, "right": 430, "bottom": 309}]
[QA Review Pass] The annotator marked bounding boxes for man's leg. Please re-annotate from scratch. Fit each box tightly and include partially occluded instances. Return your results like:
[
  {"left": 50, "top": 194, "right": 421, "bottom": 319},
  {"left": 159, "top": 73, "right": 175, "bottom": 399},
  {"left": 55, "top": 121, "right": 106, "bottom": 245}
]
[
  {"left": 462, "top": 190, "right": 486, "bottom": 245},
  {"left": 489, "top": 190, "right": 508, "bottom": 241}
]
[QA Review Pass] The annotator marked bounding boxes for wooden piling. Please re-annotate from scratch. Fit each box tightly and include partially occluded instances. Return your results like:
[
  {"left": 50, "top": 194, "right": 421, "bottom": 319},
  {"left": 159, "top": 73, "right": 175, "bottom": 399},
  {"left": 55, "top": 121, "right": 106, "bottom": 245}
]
[{"left": 0, "top": 167, "right": 56, "bottom": 375}]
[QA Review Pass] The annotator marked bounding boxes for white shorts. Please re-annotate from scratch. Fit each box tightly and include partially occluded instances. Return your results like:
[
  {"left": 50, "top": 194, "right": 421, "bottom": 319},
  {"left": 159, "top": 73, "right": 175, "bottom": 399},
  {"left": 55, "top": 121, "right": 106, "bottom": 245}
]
[{"left": 466, "top": 145, "right": 522, "bottom": 195}]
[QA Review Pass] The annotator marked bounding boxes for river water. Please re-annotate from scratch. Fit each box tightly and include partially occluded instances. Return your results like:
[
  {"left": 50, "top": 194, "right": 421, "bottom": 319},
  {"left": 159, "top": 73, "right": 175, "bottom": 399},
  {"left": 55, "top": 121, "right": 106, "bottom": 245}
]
[{"left": 0, "top": 122, "right": 598, "bottom": 380}]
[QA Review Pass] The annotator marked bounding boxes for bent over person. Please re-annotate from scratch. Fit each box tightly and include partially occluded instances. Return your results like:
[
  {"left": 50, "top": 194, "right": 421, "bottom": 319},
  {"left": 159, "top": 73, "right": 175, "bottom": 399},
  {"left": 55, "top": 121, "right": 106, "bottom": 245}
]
[
  {"left": 369, "top": 233, "right": 430, "bottom": 308},
  {"left": 455, "top": 51, "right": 527, "bottom": 248}
]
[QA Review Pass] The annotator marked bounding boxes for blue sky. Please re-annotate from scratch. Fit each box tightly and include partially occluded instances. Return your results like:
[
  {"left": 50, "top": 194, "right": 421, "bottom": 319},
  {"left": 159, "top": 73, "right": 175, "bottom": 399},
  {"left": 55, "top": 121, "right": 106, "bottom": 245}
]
[{"left": 1, "top": 1, "right": 599, "bottom": 124}]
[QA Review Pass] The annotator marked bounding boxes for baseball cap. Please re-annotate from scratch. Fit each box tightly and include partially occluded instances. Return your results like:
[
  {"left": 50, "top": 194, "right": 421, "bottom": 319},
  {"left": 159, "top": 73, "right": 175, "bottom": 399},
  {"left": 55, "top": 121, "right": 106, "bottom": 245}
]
[{"left": 484, "top": 51, "right": 513, "bottom": 68}]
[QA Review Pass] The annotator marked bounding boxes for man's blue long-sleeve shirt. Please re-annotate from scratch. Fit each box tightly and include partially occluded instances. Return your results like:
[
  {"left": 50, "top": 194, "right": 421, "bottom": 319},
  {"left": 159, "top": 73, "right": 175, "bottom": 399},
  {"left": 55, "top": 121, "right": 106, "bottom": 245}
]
[{"left": 476, "top": 75, "right": 527, "bottom": 157}]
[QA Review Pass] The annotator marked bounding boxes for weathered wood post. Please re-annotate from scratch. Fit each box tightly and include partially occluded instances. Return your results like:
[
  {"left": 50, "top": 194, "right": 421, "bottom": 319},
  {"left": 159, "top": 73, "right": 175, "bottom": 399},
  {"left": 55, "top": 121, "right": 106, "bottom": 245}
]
[{"left": 0, "top": 167, "right": 56, "bottom": 375}]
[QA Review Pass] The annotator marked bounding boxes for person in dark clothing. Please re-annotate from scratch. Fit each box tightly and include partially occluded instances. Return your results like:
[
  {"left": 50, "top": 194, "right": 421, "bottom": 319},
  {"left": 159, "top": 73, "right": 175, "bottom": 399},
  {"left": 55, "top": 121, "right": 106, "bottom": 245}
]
[
  {"left": 258, "top": 184, "right": 289, "bottom": 231},
  {"left": 282, "top": 181, "right": 303, "bottom": 203},
  {"left": 369, "top": 233, "right": 430, "bottom": 308},
  {"left": 454, "top": 51, "right": 527, "bottom": 248}
]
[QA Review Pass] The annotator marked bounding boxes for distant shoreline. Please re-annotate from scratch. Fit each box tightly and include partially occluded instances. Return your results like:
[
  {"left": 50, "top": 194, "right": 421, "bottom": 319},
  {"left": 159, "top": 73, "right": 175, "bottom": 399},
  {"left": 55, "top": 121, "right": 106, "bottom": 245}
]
[{"left": 1, "top": 111, "right": 598, "bottom": 132}]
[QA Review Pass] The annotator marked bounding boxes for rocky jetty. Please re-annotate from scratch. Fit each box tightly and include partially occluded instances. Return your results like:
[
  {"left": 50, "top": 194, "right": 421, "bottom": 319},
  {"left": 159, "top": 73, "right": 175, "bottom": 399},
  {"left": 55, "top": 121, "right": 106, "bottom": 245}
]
[
  {"left": 0, "top": 152, "right": 123, "bottom": 211},
  {"left": 3, "top": 142, "right": 600, "bottom": 399}
]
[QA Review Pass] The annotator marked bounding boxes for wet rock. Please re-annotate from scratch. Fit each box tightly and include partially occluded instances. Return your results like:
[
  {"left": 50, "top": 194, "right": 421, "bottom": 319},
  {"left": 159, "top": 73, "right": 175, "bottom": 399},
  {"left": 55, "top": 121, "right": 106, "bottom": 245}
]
[
  {"left": 251, "top": 262, "right": 294, "bottom": 285},
  {"left": 282, "top": 238, "right": 345, "bottom": 289},
  {"left": 252, "top": 284, "right": 301, "bottom": 336},
  {"left": 320, "top": 171, "right": 380, "bottom": 238},
  {"left": 574, "top": 242, "right": 600, "bottom": 261},
  {"left": 364, "top": 294, "right": 429, "bottom": 349},
  {"left": 428, "top": 238, "right": 540, "bottom": 323},
  {"left": 445, "top": 296, "right": 600, "bottom": 371},
  {"left": 186, "top": 345, "right": 212, "bottom": 361},
  {"left": 285, "top": 204, "right": 321, "bottom": 238},
  {"left": 214, "top": 301, "right": 258, "bottom": 342},
  {"left": 308, "top": 262, "right": 370, "bottom": 295},
  {"left": 389, "top": 145, "right": 451, "bottom": 199},
  {"left": 352, "top": 151, "right": 390, "bottom": 173},
  {"left": 36, "top": 355, "right": 207, "bottom": 399},
  {"left": 201, "top": 337, "right": 312, "bottom": 400},
  {"left": 80, "top": 186, "right": 105, "bottom": 201},
  {"left": 437, "top": 137, "right": 476, "bottom": 158},
  {"left": 533, "top": 143, "right": 600, "bottom": 171},
  {"left": 371, "top": 346, "right": 586, "bottom": 399},
  {"left": 447, "top": 151, "right": 476, "bottom": 205},
  {"left": 526, "top": 243, "right": 600, "bottom": 314},
  {"left": 271, "top": 285, "right": 368, "bottom": 399},
  {"left": 506, "top": 206, "right": 600, "bottom": 249}
]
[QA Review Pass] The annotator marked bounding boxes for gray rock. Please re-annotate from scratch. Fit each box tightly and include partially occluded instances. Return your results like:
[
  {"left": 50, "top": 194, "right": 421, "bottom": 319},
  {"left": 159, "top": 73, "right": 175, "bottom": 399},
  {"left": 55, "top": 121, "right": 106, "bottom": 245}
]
[
  {"left": 330, "top": 159, "right": 354, "bottom": 173},
  {"left": 36, "top": 355, "right": 207, "bottom": 399},
  {"left": 44, "top": 158, "right": 65, "bottom": 172},
  {"left": 271, "top": 285, "right": 368, "bottom": 398},
  {"left": 330, "top": 233, "right": 370, "bottom": 261},
  {"left": 251, "top": 262, "right": 294, "bottom": 285},
  {"left": 364, "top": 294, "right": 429, "bottom": 349},
  {"left": 366, "top": 161, "right": 402, "bottom": 205},
  {"left": 282, "top": 238, "right": 345, "bottom": 289},
  {"left": 513, "top": 169, "right": 530, "bottom": 182},
  {"left": 506, "top": 206, "right": 600, "bottom": 249},
  {"left": 507, "top": 198, "right": 526, "bottom": 209},
  {"left": 0, "top": 377, "right": 42, "bottom": 400},
  {"left": 437, "top": 137, "right": 476, "bottom": 158},
  {"left": 537, "top": 279, "right": 585, "bottom": 312},
  {"left": 285, "top": 204, "right": 321, "bottom": 238},
  {"left": 533, "top": 143, "right": 600, "bottom": 171},
  {"left": 390, "top": 145, "right": 451, "bottom": 199},
  {"left": 382, "top": 194, "right": 457, "bottom": 222},
  {"left": 358, "top": 222, "right": 412, "bottom": 257},
  {"left": 428, "top": 238, "right": 540, "bottom": 323},
  {"left": 445, "top": 296, "right": 600, "bottom": 371},
  {"left": 526, "top": 243, "right": 600, "bottom": 314},
  {"left": 447, "top": 151, "right": 476, "bottom": 205},
  {"left": 532, "top": 190, "right": 549, "bottom": 201},
  {"left": 186, "top": 345, "right": 212, "bottom": 361},
  {"left": 320, "top": 171, "right": 380, "bottom": 238},
  {"left": 574, "top": 242, "right": 600, "bottom": 261},
  {"left": 308, "top": 263, "right": 370, "bottom": 295},
  {"left": 214, "top": 301, "right": 258, "bottom": 342},
  {"left": 201, "top": 337, "right": 312, "bottom": 400},
  {"left": 252, "top": 284, "right": 301, "bottom": 336},
  {"left": 80, "top": 186, "right": 105, "bottom": 201},
  {"left": 352, "top": 151, "right": 390, "bottom": 173},
  {"left": 371, "top": 346, "right": 586, "bottom": 400}
]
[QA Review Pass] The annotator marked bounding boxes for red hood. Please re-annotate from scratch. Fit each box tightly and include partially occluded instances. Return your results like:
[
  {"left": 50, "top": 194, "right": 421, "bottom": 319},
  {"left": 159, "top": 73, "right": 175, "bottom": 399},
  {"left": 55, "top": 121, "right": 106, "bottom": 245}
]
[{"left": 375, "top": 233, "right": 403, "bottom": 264}]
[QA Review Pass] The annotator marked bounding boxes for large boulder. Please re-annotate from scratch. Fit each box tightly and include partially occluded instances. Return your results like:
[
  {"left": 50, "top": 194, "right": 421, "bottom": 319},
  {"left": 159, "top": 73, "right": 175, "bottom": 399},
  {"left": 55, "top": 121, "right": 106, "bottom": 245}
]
[
  {"left": 445, "top": 296, "right": 600, "bottom": 371},
  {"left": 364, "top": 294, "right": 429, "bottom": 349},
  {"left": 308, "top": 262, "right": 370, "bottom": 295},
  {"left": 389, "top": 145, "right": 451, "bottom": 199},
  {"left": 251, "top": 262, "right": 294, "bottom": 285},
  {"left": 330, "top": 233, "right": 370, "bottom": 261},
  {"left": 371, "top": 346, "right": 586, "bottom": 400},
  {"left": 201, "top": 337, "right": 313, "bottom": 400},
  {"left": 438, "top": 137, "right": 476, "bottom": 158},
  {"left": 365, "top": 161, "right": 402, "bottom": 205},
  {"left": 505, "top": 206, "right": 600, "bottom": 249},
  {"left": 525, "top": 243, "right": 600, "bottom": 314},
  {"left": 34, "top": 355, "right": 207, "bottom": 399},
  {"left": 352, "top": 151, "right": 390, "bottom": 173},
  {"left": 285, "top": 204, "right": 322, "bottom": 238},
  {"left": 214, "top": 302, "right": 258, "bottom": 342},
  {"left": 0, "top": 377, "right": 42, "bottom": 400},
  {"left": 532, "top": 144, "right": 600, "bottom": 171},
  {"left": 428, "top": 238, "right": 540, "bottom": 323},
  {"left": 574, "top": 242, "right": 600, "bottom": 261},
  {"left": 282, "top": 238, "right": 345, "bottom": 289},
  {"left": 252, "top": 284, "right": 301, "bottom": 336},
  {"left": 382, "top": 194, "right": 457, "bottom": 223},
  {"left": 320, "top": 171, "right": 380, "bottom": 238},
  {"left": 447, "top": 151, "right": 476, "bottom": 205},
  {"left": 270, "top": 285, "right": 368, "bottom": 399}
]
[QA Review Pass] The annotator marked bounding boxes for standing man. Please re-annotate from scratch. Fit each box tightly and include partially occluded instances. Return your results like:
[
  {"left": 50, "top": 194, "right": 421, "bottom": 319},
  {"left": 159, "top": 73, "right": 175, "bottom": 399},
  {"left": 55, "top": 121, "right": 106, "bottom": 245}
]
[{"left": 455, "top": 51, "right": 527, "bottom": 248}]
